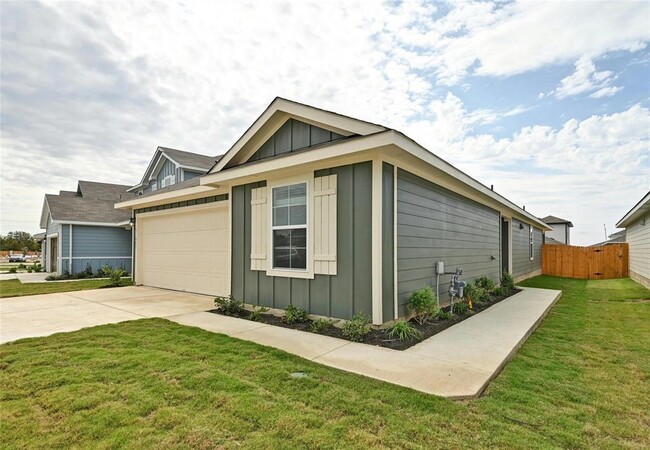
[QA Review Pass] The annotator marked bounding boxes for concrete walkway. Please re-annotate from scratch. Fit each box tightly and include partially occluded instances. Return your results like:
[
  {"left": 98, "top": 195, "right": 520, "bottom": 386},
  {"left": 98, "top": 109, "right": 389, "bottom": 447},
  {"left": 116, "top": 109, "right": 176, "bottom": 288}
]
[
  {"left": 0, "top": 286, "right": 214, "bottom": 344},
  {"left": 169, "top": 287, "right": 561, "bottom": 399}
]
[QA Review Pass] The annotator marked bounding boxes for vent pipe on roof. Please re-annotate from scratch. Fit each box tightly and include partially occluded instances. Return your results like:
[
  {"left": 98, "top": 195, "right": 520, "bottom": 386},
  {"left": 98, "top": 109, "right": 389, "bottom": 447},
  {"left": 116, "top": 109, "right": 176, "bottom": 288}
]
[
  {"left": 490, "top": 184, "right": 493, "bottom": 191},
  {"left": 523, "top": 205, "right": 526, "bottom": 211}
]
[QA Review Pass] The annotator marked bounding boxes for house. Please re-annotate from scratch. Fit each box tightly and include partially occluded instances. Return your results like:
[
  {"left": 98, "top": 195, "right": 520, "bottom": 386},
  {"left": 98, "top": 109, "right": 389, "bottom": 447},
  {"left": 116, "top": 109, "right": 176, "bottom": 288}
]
[
  {"left": 590, "top": 229, "right": 626, "bottom": 247},
  {"left": 616, "top": 191, "right": 650, "bottom": 288},
  {"left": 540, "top": 215, "right": 573, "bottom": 245},
  {"left": 39, "top": 181, "right": 133, "bottom": 274},
  {"left": 116, "top": 98, "right": 551, "bottom": 325}
]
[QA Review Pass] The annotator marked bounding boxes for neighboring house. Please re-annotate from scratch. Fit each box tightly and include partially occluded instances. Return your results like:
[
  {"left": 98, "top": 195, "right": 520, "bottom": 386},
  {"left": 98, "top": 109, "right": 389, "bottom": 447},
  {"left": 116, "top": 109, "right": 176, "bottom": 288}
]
[
  {"left": 127, "top": 146, "right": 221, "bottom": 196},
  {"left": 616, "top": 191, "right": 650, "bottom": 288},
  {"left": 544, "top": 236, "right": 564, "bottom": 245},
  {"left": 39, "top": 181, "right": 133, "bottom": 275},
  {"left": 116, "top": 97, "right": 551, "bottom": 325},
  {"left": 590, "top": 230, "right": 626, "bottom": 247},
  {"left": 540, "top": 215, "right": 573, "bottom": 244}
]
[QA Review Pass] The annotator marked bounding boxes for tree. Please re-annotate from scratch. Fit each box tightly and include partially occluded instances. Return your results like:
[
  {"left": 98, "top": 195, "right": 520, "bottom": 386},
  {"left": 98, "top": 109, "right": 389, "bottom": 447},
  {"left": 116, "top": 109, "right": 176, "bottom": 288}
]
[{"left": 0, "top": 231, "right": 40, "bottom": 252}]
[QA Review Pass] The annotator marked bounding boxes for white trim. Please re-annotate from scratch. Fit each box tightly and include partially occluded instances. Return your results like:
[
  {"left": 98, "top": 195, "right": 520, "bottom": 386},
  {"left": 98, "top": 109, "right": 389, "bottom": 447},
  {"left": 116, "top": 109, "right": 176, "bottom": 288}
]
[
  {"left": 210, "top": 97, "right": 386, "bottom": 172},
  {"left": 115, "top": 185, "right": 223, "bottom": 209},
  {"left": 393, "top": 163, "right": 398, "bottom": 320},
  {"left": 616, "top": 191, "right": 650, "bottom": 228},
  {"left": 371, "top": 159, "right": 383, "bottom": 325},
  {"left": 69, "top": 256, "right": 132, "bottom": 259},
  {"left": 265, "top": 175, "right": 314, "bottom": 279},
  {"left": 69, "top": 224, "right": 72, "bottom": 265},
  {"left": 50, "top": 220, "right": 131, "bottom": 227},
  {"left": 57, "top": 224, "right": 62, "bottom": 274}
]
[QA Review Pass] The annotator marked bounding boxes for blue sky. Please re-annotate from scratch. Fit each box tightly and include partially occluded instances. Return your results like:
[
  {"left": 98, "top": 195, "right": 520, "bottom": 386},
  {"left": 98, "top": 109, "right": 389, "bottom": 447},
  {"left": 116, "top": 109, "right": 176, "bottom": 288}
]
[{"left": 1, "top": 0, "right": 648, "bottom": 245}]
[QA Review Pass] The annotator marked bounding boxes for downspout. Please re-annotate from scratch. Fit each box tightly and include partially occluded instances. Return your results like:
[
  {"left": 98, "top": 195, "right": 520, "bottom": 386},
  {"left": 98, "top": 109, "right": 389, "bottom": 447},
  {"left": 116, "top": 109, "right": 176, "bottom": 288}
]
[
  {"left": 69, "top": 225, "right": 73, "bottom": 273},
  {"left": 131, "top": 212, "right": 135, "bottom": 281}
]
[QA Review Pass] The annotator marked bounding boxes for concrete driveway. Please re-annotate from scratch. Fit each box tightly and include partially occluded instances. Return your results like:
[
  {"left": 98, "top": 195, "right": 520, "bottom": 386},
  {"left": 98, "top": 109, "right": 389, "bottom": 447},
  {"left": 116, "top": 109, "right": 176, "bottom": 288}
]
[{"left": 0, "top": 286, "right": 214, "bottom": 344}]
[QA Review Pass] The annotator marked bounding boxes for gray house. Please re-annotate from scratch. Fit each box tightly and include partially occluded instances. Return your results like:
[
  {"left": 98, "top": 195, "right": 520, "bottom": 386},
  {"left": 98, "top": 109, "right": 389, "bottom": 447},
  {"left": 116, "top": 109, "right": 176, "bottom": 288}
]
[
  {"left": 117, "top": 98, "right": 550, "bottom": 324},
  {"left": 616, "top": 191, "right": 650, "bottom": 288},
  {"left": 39, "top": 181, "right": 133, "bottom": 274},
  {"left": 540, "top": 215, "right": 573, "bottom": 245}
]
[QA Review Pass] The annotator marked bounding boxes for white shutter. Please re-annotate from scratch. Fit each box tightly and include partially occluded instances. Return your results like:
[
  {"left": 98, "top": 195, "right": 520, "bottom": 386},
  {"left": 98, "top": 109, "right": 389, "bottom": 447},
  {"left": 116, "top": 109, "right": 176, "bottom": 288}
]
[
  {"left": 313, "top": 174, "right": 337, "bottom": 275},
  {"left": 250, "top": 186, "right": 267, "bottom": 271}
]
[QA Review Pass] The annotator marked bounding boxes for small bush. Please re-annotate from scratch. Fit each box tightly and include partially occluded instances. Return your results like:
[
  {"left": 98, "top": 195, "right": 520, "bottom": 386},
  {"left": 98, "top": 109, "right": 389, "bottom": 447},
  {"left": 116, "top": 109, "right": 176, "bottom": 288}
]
[
  {"left": 18, "top": 263, "right": 26, "bottom": 269},
  {"left": 437, "top": 310, "right": 453, "bottom": 320},
  {"left": 32, "top": 263, "right": 42, "bottom": 273},
  {"left": 99, "top": 265, "right": 126, "bottom": 286},
  {"left": 492, "top": 286, "right": 507, "bottom": 296},
  {"left": 407, "top": 286, "right": 440, "bottom": 324},
  {"left": 8, "top": 267, "right": 17, "bottom": 274},
  {"left": 310, "top": 318, "right": 337, "bottom": 333},
  {"left": 284, "top": 305, "right": 309, "bottom": 324},
  {"left": 501, "top": 272, "right": 515, "bottom": 291},
  {"left": 475, "top": 275, "right": 496, "bottom": 292},
  {"left": 342, "top": 312, "right": 372, "bottom": 342},
  {"left": 45, "top": 275, "right": 55, "bottom": 281},
  {"left": 83, "top": 263, "right": 94, "bottom": 278},
  {"left": 249, "top": 306, "right": 269, "bottom": 322},
  {"left": 453, "top": 301, "right": 470, "bottom": 315},
  {"left": 214, "top": 295, "right": 245, "bottom": 316},
  {"left": 26, "top": 266, "right": 33, "bottom": 273},
  {"left": 386, "top": 321, "right": 423, "bottom": 341}
]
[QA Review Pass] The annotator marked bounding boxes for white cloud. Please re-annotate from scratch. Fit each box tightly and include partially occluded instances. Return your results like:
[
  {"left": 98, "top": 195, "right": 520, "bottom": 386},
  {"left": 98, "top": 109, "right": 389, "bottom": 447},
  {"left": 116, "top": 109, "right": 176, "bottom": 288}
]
[
  {"left": 380, "top": 0, "right": 649, "bottom": 85},
  {"left": 551, "top": 56, "right": 620, "bottom": 99},
  {"left": 590, "top": 86, "right": 623, "bottom": 98}
]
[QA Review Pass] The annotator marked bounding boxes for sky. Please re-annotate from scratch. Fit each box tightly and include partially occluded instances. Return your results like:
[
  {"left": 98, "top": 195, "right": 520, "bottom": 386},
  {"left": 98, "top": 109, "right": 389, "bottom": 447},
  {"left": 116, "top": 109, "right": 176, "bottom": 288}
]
[{"left": 1, "top": 0, "right": 648, "bottom": 245}]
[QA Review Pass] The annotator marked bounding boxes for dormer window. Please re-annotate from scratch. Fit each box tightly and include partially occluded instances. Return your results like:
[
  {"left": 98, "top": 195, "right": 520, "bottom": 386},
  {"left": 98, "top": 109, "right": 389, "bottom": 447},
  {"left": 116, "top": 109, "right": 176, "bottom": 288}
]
[
  {"left": 151, "top": 183, "right": 157, "bottom": 192},
  {"left": 162, "top": 174, "right": 175, "bottom": 188}
]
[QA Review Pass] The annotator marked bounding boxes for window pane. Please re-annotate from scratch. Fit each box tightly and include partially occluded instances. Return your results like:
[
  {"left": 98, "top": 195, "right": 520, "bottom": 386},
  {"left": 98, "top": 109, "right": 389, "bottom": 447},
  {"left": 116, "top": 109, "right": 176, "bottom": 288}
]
[
  {"left": 291, "top": 228, "right": 306, "bottom": 248},
  {"left": 273, "top": 206, "right": 289, "bottom": 226},
  {"left": 291, "top": 248, "right": 307, "bottom": 269},
  {"left": 274, "top": 248, "right": 291, "bottom": 268},
  {"left": 289, "top": 184, "right": 307, "bottom": 206},
  {"left": 273, "top": 229, "right": 291, "bottom": 247},
  {"left": 273, "top": 229, "right": 307, "bottom": 270},
  {"left": 273, "top": 186, "right": 290, "bottom": 207},
  {"left": 289, "top": 205, "right": 306, "bottom": 225}
]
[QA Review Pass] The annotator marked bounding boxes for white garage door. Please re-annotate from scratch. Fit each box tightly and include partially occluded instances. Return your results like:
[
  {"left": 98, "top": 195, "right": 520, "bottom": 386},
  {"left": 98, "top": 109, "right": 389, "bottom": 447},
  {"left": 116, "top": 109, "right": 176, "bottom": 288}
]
[{"left": 136, "top": 203, "right": 229, "bottom": 296}]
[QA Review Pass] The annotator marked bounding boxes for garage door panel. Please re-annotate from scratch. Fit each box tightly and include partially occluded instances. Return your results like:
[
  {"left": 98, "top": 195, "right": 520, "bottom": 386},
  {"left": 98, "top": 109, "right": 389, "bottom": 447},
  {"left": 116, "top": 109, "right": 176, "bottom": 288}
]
[{"left": 136, "top": 205, "right": 229, "bottom": 296}]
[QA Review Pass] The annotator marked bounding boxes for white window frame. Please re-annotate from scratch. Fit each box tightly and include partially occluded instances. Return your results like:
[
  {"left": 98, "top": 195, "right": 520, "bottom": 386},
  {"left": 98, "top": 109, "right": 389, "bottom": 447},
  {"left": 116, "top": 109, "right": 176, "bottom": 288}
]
[
  {"left": 162, "top": 174, "right": 175, "bottom": 188},
  {"left": 266, "top": 175, "right": 314, "bottom": 279},
  {"left": 150, "top": 182, "right": 157, "bottom": 192},
  {"left": 529, "top": 225, "right": 534, "bottom": 261}
]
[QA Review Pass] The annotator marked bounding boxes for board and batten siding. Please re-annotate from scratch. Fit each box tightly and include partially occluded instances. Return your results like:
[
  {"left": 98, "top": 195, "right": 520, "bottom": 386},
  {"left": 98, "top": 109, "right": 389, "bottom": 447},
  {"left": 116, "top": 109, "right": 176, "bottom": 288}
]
[
  {"left": 46, "top": 215, "right": 58, "bottom": 237},
  {"left": 231, "top": 161, "right": 372, "bottom": 320},
  {"left": 511, "top": 219, "right": 543, "bottom": 280},
  {"left": 396, "top": 169, "right": 501, "bottom": 315},
  {"left": 626, "top": 211, "right": 650, "bottom": 287}
]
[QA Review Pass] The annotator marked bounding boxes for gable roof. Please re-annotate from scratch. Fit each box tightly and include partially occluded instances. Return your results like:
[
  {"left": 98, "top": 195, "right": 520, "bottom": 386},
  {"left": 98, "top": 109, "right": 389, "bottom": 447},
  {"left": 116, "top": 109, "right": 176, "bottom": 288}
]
[
  {"left": 540, "top": 215, "right": 574, "bottom": 227},
  {"left": 40, "top": 181, "right": 132, "bottom": 228},
  {"left": 128, "top": 147, "right": 221, "bottom": 192},
  {"left": 616, "top": 191, "right": 650, "bottom": 228},
  {"left": 210, "top": 97, "right": 387, "bottom": 172}
]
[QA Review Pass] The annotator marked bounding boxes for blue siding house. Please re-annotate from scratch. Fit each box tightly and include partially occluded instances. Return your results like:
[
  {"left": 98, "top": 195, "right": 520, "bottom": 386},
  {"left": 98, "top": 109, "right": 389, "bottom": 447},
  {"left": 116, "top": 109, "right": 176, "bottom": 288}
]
[{"left": 39, "top": 181, "right": 133, "bottom": 275}]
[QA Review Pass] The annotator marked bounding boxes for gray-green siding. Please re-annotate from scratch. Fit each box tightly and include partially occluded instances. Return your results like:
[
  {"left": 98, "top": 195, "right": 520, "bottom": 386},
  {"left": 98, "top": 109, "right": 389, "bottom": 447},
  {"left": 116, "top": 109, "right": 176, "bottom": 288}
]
[
  {"left": 382, "top": 162, "right": 395, "bottom": 321},
  {"left": 396, "top": 169, "right": 501, "bottom": 314},
  {"left": 243, "top": 119, "right": 346, "bottom": 166},
  {"left": 512, "top": 219, "right": 542, "bottom": 279},
  {"left": 231, "top": 161, "right": 372, "bottom": 320}
]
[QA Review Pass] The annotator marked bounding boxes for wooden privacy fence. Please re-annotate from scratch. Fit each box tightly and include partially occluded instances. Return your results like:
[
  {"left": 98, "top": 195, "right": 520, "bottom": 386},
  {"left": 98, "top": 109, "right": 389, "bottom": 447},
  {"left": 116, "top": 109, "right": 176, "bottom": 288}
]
[{"left": 542, "top": 243, "right": 628, "bottom": 279}]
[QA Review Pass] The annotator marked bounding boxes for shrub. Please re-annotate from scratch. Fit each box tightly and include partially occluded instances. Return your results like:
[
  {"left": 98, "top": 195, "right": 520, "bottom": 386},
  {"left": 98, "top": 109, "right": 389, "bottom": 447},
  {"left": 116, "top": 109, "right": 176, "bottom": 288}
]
[
  {"left": 453, "top": 301, "right": 470, "bottom": 315},
  {"left": 407, "top": 286, "right": 440, "bottom": 324},
  {"left": 45, "top": 275, "right": 55, "bottom": 281},
  {"left": 214, "top": 295, "right": 245, "bottom": 316},
  {"left": 26, "top": 266, "right": 33, "bottom": 273},
  {"left": 492, "top": 286, "right": 507, "bottom": 296},
  {"left": 501, "top": 271, "right": 515, "bottom": 291},
  {"left": 310, "top": 318, "right": 337, "bottom": 333},
  {"left": 342, "top": 312, "right": 372, "bottom": 342},
  {"left": 100, "top": 265, "right": 126, "bottom": 286},
  {"left": 284, "top": 305, "right": 309, "bottom": 324},
  {"left": 464, "top": 282, "right": 489, "bottom": 304},
  {"left": 32, "top": 263, "right": 42, "bottom": 273},
  {"left": 8, "top": 267, "right": 17, "bottom": 274},
  {"left": 386, "top": 321, "right": 423, "bottom": 341},
  {"left": 475, "top": 275, "right": 496, "bottom": 292},
  {"left": 83, "top": 263, "right": 94, "bottom": 278},
  {"left": 249, "top": 306, "right": 269, "bottom": 322},
  {"left": 437, "top": 310, "right": 453, "bottom": 320}
]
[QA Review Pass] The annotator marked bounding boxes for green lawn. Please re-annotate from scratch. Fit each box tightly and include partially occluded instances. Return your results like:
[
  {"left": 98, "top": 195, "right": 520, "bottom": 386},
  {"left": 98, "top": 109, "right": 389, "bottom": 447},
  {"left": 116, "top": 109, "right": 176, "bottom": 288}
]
[
  {"left": 0, "top": 279, "right": 133, "bottom": 298},
  {"left": 1, "top": 276, "right": 649, "bottom": 448}
]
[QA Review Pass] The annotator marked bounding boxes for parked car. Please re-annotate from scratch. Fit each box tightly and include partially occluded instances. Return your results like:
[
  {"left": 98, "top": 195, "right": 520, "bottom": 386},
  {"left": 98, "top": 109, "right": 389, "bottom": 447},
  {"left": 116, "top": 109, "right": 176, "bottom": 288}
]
[{"left": 8, "top": 255, "right": 27, "bottom": 262}]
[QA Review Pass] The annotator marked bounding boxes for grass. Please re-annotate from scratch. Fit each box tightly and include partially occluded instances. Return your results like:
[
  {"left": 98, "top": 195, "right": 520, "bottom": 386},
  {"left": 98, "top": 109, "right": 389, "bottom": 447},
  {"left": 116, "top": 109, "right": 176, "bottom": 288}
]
[
  {"left": 0, "top": 279, "right": 133, "bottom": 298},
  {"left": 1, "top": 276, "right": 649, "bottom": 448}
]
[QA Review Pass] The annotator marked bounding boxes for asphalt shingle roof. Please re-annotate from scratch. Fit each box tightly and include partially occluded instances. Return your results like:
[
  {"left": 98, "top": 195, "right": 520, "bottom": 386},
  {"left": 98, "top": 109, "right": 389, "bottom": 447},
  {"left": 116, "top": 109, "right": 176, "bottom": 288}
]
[
  {"left": 540, "top": 215, "right": 574, "bottom": 226},
  {"left": 160, "top": 147, "right": 221, "bottom": 171},
  {"left": 46, "top": 181, "right": 133, "bottom": 224}
]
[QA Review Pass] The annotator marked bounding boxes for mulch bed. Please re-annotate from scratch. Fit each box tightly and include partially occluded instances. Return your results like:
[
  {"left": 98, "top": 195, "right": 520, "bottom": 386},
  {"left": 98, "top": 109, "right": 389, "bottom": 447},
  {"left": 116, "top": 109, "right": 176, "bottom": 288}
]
[{"left": 209, "top": 288, "right": 520, "bottom": 351}]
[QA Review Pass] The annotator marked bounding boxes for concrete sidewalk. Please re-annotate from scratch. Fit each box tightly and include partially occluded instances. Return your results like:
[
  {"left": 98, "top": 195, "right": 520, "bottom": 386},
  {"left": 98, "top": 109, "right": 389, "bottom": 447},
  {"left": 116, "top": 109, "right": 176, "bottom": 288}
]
[
  {"left": 0, "top": 286, "right": 214, "bottom": 343},
  {"left": 170, "top": 287, "right": 561, "bottom": 399}
]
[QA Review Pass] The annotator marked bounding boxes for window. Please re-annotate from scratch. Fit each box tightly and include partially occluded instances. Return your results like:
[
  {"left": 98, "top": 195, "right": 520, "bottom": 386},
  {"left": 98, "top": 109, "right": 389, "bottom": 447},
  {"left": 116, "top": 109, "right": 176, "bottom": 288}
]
[
  {"left": 150, "top": 183, "right": 157, "bottom": 192},
  {"left": 162, "top": 174, "right": 175, "bottom": 188},
  {"left": 272, "top": 183, "right": 307, "bottom": 270},
  {"left": 529, "top": 225, "right": 534, "bottom": 260}
]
